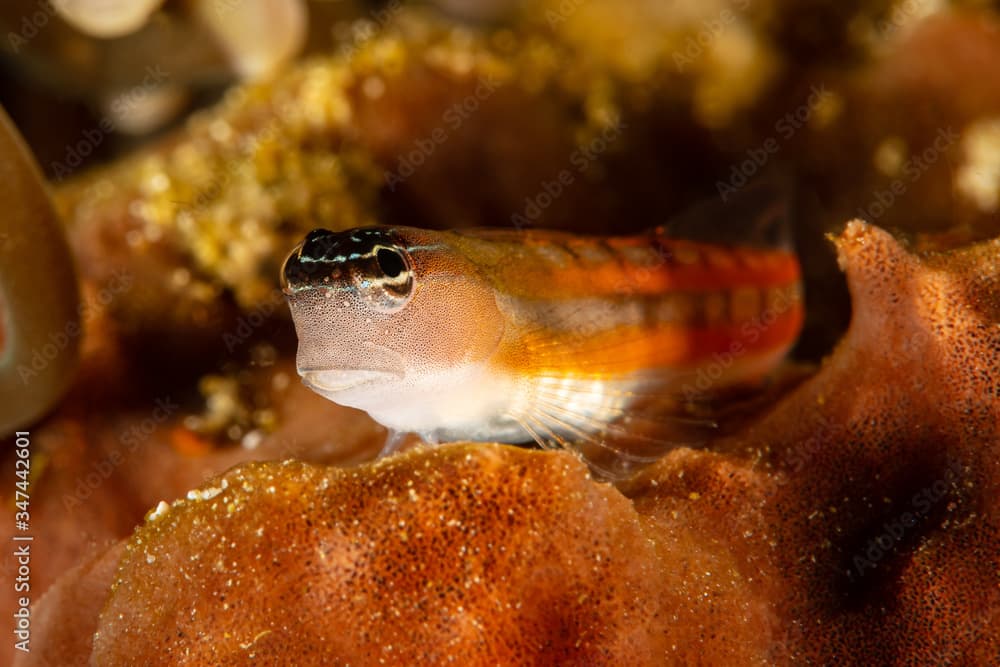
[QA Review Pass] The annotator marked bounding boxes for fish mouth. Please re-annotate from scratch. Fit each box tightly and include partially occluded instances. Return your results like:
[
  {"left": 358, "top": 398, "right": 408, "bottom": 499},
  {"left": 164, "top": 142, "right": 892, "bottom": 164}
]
[{"left": 300, "top": 367, "right": 403, "bottom": 394}]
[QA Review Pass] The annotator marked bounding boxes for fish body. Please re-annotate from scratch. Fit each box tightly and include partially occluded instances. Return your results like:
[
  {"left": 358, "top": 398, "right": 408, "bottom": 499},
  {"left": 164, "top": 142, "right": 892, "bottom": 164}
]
[{"left": 282, "top": 223, "right": 803, "bottom": 476}]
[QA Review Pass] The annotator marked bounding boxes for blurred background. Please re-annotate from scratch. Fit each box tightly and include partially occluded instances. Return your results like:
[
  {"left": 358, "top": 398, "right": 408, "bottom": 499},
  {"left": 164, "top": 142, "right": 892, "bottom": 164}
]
[{"left": 3, "top": 0, "right": 999, "bottom": 359}]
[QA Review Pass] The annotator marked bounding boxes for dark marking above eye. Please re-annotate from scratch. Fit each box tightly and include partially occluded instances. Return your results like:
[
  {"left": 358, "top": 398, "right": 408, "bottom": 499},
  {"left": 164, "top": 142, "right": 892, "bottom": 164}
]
[
  {"left": 376, "top": 247, "right": 407, "bottom": 278},
  {"left": 283, "top": 227, "right": 413, "bottom": 294},
  {"left": 301, "top": 228, "right": 336, "bottom": 262}
]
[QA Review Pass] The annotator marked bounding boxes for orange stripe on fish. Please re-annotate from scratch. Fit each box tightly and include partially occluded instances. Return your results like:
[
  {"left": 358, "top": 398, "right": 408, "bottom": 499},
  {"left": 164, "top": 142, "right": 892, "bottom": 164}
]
[{"left": 282, "top": 213, "right": 803, "bottom": 479}]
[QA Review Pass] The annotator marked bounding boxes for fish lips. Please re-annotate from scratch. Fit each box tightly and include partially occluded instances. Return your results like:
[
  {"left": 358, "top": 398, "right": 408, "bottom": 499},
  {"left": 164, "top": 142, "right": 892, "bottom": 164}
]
[
  {"left": 296, "top": 340, "right": 407, "bottom": 399},
  {"left": 300, "top": 367, "right": 404, "bottom": 395}
]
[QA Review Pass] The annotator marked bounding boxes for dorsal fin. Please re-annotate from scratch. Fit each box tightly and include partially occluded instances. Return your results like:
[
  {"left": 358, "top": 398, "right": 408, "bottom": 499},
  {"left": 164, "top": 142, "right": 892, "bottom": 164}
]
[{"left": 660, "top": 174, "right": 793, "bottom": 250}]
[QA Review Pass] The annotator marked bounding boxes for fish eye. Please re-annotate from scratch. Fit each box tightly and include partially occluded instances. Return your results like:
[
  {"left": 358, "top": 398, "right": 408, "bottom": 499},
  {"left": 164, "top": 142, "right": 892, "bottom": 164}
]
[
  {"left": 354, "top": 244, "right": 413, "bottom": 312},
  {"left": 376, "top": 246, "right": 406, "bottom": 278}
]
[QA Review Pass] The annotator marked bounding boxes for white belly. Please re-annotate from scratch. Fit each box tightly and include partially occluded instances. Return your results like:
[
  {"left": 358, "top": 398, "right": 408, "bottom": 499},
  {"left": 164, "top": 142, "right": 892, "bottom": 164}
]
[{"left": 305, "top": 363, "right": 527, "bottom": 443}]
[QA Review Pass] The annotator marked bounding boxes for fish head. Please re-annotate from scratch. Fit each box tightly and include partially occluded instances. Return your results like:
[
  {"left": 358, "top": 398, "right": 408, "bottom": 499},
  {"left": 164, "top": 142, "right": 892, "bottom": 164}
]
[{"left": 281, "top": 226, "right": 505, "bottom": 411}]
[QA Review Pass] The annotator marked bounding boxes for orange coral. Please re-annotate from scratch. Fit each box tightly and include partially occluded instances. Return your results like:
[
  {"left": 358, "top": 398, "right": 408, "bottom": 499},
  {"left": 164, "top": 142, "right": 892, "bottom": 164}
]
[
  {"left": 18, "top": 221, "right": 1000, "bottom": 665},
  {"left": 627, "top": 221, "right": 1000, "bottom": 663},
  {"left": 94, "top": 447, "right": 672, "bottom": 665}
]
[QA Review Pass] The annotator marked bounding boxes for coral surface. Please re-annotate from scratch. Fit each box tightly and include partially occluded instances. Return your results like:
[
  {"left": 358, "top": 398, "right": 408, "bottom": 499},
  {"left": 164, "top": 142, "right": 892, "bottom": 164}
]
[
  {"left": 2, "top": 2, "right": 1000, "bottom": 665},
  {"left": 16, "top": 222, "right": 1000, "bottom": 665}
]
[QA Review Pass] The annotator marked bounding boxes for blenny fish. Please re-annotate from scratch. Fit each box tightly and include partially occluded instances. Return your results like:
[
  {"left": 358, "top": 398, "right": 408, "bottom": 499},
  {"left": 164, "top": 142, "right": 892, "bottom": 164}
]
[{"left": 281, "top": 206, "right": 803, "bottom": 478}]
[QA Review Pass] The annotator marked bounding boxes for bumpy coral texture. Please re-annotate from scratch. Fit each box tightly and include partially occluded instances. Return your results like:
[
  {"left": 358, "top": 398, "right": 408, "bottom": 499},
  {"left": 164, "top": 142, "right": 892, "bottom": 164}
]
[
  {"left": 627, "top": 222, "right": 1000, "bottom": 663},
  {"left": 94, "top": 448, "right": 674, "bottom": 665},
  {"left": 24, "top": 222, "right": 993, "bottom": 666}
]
